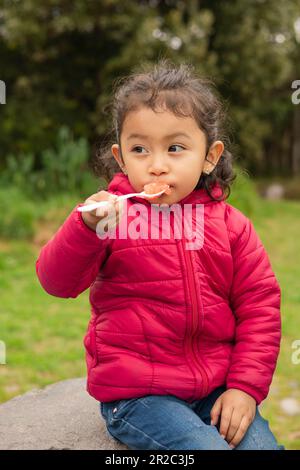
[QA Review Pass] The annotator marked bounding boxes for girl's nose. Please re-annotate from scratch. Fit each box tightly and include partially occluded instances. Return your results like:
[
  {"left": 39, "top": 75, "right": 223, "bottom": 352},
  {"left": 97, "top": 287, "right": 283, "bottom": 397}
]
[{"left": 149, "top": 156, "right": 169, "bottom": 176}]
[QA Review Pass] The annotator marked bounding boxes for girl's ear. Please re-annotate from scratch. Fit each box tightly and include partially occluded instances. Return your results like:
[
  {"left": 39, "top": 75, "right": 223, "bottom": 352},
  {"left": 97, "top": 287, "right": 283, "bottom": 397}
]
[
  {"left": 111, "top": 144, "right": 127, "bottom": 174},
  {"left": 203, "top": 140, "right": 224, "bottom": 174},
  {"left": 111, "top": 143, "right": 121, "bottom": 163}
]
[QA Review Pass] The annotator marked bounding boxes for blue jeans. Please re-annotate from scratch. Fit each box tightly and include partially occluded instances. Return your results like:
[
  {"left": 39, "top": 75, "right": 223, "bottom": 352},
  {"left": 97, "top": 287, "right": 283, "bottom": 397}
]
[{"left": 100, "top": 385, "right": 285, "bottom": 450}]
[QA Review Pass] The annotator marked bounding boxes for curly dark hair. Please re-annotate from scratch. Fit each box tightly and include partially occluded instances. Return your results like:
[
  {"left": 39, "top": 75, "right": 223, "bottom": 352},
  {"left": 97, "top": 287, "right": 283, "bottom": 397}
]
[{"left": 91, "top": 58, "right": 236, "bottom": 201}]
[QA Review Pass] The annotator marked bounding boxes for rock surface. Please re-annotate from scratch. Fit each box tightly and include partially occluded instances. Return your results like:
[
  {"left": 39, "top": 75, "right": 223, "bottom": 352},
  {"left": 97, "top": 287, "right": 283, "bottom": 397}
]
[
  {"left": 263, "top": 184, "right": 285, "bottom": 200},
  {"left": 280, "top": 397, "right": 300, "bottom": 416},
  {"left": 0, "top": 377, "right": 128, "bottom": 450}
]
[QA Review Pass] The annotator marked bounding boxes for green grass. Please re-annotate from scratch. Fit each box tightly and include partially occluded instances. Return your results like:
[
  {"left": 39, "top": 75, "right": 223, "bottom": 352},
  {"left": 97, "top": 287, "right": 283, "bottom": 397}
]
[
  {"left": 0, "top": 196, "right": 90, "bottom": 401},
  {"left": 0, "top": 238, "right": 90, "bottom": 398},
  {"left": 0, "top": 190, "right": 299, "bottom": 449},
  {"left": 245, "top": 199, "right": 300, "bottom": 450}
]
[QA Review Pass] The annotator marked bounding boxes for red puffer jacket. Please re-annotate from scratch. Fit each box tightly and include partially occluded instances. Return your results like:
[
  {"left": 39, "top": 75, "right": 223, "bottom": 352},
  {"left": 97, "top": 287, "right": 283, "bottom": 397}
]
[{"left": 36, "top": 173, "right": 282, "bottom": 405}]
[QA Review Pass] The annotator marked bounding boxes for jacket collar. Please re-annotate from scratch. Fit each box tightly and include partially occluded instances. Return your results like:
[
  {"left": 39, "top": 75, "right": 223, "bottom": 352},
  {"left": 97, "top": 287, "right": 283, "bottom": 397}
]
[{"left": 107, "top": 172, "right": 225, "bottom": 206}]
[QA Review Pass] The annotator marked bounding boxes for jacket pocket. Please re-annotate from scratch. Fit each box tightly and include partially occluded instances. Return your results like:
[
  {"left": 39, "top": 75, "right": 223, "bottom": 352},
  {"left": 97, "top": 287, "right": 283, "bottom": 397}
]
[{"left": 83, "top": 324, "right": 98, "bottom": 369}]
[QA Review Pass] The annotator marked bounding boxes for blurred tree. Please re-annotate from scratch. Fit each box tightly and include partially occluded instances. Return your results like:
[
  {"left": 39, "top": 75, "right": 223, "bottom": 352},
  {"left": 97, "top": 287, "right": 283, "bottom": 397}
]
[
  {"left": 0, "top": 0, "right": 299, "bottom": 176},
  {"left": 201, "top": 0, "right": 300, "bottom": 175},
  {"left": 0, "top": 0, "right": 218, "bottom": 169}
]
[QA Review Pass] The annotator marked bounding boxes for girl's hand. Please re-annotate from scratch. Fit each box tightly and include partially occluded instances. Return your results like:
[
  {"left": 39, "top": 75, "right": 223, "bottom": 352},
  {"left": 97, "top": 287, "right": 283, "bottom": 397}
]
[
  {"left": 81, "top": 190, "right": 123, "bottom": 232},
  {"left": 210, "top": 388, "right": 256, "bottom": 449}
]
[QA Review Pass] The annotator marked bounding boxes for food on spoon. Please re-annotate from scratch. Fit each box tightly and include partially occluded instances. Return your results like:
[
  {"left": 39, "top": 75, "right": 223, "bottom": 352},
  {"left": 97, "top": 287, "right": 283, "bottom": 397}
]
[{"left": 143, "top": 182, "right": 172, "bottom": 200}]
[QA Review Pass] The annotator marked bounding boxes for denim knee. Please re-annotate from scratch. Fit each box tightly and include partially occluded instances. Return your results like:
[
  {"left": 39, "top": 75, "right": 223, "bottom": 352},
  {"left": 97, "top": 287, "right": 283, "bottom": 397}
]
[{"left": 235, "top": 406, "right": 285, "bottom": 450}]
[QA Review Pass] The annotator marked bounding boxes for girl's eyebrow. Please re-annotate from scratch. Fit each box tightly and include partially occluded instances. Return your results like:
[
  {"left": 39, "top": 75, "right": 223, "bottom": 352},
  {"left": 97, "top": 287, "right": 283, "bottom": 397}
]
[{"left": 126, "top": 132, "right": 191, "bottom": 141}]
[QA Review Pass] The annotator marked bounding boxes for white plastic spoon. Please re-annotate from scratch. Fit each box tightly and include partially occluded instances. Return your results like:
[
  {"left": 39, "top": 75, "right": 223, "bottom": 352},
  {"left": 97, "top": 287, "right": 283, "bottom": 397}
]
[{"left": 77, "top": 188, "right": 169, "bottom": 213}]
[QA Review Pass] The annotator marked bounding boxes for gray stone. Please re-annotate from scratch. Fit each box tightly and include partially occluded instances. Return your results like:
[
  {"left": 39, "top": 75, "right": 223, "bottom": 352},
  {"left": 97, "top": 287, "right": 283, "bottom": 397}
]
[
  {"left": 280, "top": 397, "right": 300, "bottom": 416},
  {"left": 0, "top": 377, "right": 128, "bottom": 450},
  {"left": 263, "top": 184, "right": 285, "bottom": 200}
]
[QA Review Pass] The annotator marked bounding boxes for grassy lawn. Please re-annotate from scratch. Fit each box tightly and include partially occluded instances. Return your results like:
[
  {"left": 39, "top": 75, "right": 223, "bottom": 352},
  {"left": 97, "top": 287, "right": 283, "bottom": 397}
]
[
  {"left": 0, "top": 193, "right": 299, "bottom": 449},
  {"left": 0, "top": 195, "right": 90, "bottom": 399},
  {"left": 249, "top": 199, "right": 300, "bottom": 450}
]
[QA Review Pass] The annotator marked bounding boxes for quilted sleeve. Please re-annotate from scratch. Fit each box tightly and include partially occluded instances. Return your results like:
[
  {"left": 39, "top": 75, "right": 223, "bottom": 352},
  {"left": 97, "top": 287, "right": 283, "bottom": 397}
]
[
  {"left": 226, "top": 211, "right": 282, "bottom": 405},
  {"left": 36, "top": 203, "right": 111, "bottom": 298}
]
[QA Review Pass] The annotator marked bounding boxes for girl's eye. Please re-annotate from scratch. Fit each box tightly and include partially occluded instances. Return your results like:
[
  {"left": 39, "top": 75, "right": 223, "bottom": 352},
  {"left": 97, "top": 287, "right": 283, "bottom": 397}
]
[
  {"left": 169, "top": 144, "right": 185, "bottom": 152},
  {"left": 131, "top": 146, "right": 147, "bottom": 153},
  {"left": 131, "top": 145, "right": 185, "bottom": 153}
]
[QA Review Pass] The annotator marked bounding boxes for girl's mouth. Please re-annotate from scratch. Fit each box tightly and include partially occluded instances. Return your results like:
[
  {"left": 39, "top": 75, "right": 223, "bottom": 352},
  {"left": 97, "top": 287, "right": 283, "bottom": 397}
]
[{"left": 143, "top": 181, "right": 174, "bottom": 198}]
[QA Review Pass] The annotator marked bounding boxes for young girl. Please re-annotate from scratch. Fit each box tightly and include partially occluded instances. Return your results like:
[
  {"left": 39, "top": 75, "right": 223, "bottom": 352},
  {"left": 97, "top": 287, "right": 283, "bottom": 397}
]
[{"left": 36, "top": 59, "right": 285, "bottom": 451}]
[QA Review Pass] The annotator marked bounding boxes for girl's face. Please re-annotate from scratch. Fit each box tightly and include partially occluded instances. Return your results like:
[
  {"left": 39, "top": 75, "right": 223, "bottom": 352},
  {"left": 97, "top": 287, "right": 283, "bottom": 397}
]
[{"left": 111, "top": 107, "right": 224, "bottom": 205}]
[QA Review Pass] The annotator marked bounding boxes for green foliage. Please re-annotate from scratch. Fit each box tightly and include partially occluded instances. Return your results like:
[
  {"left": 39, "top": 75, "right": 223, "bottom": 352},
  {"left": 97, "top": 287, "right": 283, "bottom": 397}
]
[
  {"left": 0, "top": 187, "right": 36, "bottom": 239},
  {"left": 1, "top": 0, "right": 298, "bottom": 176},
  {"left": 0, "top": 126, "right": 101, "bottom": 200},
  {"left": 227, "top": 166, "right": 261, "bottom": 217},
  {"left": 39, "top": 126, "right": 90, "bottom": 196},
  {"left": 1, "top": 151, "right": 36, "bottom": 191},
  {"left": 0, "top": 126, "right": 105, "bottom": 240}
]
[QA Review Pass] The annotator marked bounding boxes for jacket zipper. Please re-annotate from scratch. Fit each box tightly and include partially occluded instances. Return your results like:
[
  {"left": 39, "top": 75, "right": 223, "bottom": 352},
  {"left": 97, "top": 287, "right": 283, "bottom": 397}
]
[
  {"left": 169, "top": 208, "right": 209, "bottom": 400},
  {"left": 182, "top": 244, "right": 209, "bottom": 399}
]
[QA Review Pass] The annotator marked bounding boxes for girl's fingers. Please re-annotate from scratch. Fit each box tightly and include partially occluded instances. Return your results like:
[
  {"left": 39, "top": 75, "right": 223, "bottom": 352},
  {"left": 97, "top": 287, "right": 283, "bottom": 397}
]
[
  {"left": 228, "top": 414, "right": 251, "bottom": 449},
  {"left": 96, "top": 199, "right": 124, "bottom": 227},
  {"left": 210, "top": 396, "right": 222, "bottom": 426},
  {"left": 95, "top": 198, "right": 120, "bottom": 218},
  {"left": 223, "top": 408, "right": 240, "bottom": 444},
  {"left": 219, "top": 406, "right": 234, "bottom": 440},
  {"left": 81, "top": 199, "right": 101, "bottom": 218},
  {"left": 95, "top": 204, "right": 110, "bottom": 217},
  {"left": 114, "top": 198, "right": 124, "bottom": 218},
  {"left": 85, "top": 193, "right": 116, "bottom": 217}
]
